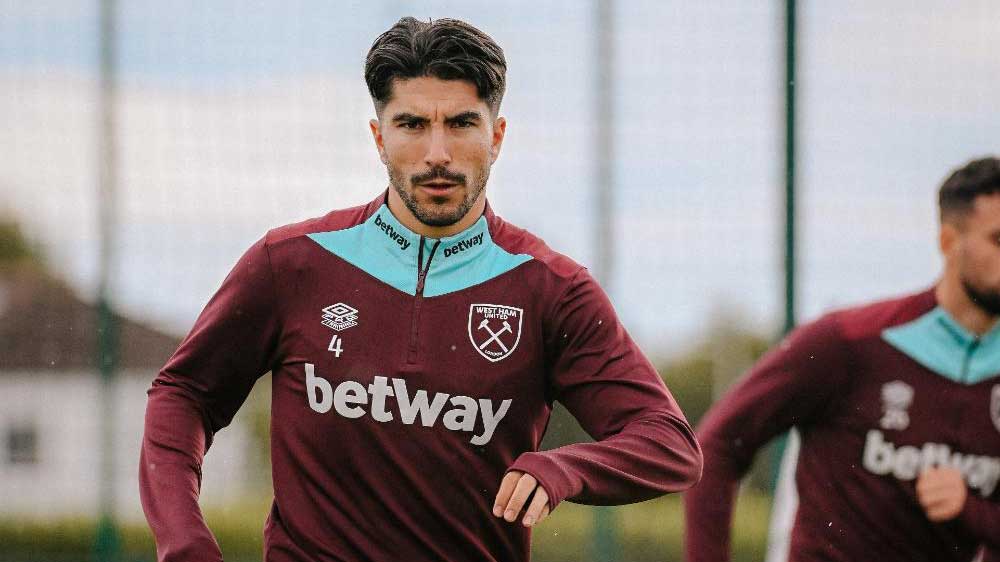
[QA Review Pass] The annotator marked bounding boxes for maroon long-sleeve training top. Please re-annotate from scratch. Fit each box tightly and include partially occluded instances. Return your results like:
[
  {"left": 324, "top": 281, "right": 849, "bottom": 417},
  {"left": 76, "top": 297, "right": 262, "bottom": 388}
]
[
  {"left": 140, "top": 192, "right": 702, "bottom": 562},
  {"left": 685, "top": 289, "right": 1000, "bottom": 562}
]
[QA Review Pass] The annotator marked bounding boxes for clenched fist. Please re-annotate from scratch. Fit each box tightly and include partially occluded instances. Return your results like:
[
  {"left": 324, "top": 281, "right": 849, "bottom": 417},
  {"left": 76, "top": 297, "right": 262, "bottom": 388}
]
[{"left": 916, "top": 467, "right": 968, "bottom": 522}]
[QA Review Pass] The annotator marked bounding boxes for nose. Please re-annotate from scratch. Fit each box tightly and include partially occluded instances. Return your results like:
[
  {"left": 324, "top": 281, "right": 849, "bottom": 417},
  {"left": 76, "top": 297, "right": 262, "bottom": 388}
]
[{"left": 423, "top": 124, "right": 452, "bottom": 168}]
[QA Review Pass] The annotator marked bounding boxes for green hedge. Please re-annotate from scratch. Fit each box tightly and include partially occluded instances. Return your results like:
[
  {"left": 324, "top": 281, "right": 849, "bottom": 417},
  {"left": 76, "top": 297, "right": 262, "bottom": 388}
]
[{"left": 0, "top": 492, "right": 770, "bottom": 562}]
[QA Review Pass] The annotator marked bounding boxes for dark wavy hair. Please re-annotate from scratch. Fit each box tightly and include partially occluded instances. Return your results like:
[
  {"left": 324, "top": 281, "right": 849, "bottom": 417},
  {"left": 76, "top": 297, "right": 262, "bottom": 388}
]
[
  {"left": 365, "top": 17, "right": 507, "bottom": 115},
  {"left": 939, "top": 156, "right": 1000, "bottom": 224}
]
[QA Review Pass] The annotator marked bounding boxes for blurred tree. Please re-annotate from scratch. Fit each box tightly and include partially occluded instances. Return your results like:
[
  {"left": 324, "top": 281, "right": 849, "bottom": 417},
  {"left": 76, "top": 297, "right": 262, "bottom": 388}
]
[
  {"left": 658, "top": 306, "right": 774, "bottom": 491},
  {"left": 244, "top": 376, "right": 273, "bottom": 491},
  {"left": 661, "top": 306, "right": 772, "bottom": 428},
  {"left": 0, "top": 216, "right": 38, "bottom": 266}
]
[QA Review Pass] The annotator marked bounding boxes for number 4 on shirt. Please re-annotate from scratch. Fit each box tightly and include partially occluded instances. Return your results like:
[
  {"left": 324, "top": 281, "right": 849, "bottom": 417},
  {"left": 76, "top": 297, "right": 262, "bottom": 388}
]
[{"left": 328, "top": 335, "right": 344, "bottom": 357}]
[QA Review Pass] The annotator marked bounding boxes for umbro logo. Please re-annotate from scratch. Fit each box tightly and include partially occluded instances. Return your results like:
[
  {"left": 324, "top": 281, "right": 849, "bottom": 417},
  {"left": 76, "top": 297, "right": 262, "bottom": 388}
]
[{"left": 322, "top": 303, "right": 359, "bottom": 332}]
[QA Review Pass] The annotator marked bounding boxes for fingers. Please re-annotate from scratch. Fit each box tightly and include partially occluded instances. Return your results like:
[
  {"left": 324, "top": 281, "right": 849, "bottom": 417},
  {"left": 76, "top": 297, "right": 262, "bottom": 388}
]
[
  {"left": 919, "top": 491, "right": 964, "bottom": 522},
  {"left": 501, "top": 473, "right": 538, "bottom": 523},
  {"left": 917, "top": 485, "right": 949, "bottom": 510},
  {"left": 522, "top": 486, "right": 550, "bottom": 527},
  {"left": 916, "top": 468, "right": 959, "bottom": 493},
  {"left": 920, "top": 467, "right": 963, "bottom": 485},
  {"left": 923, "top": 500, "right": 958, "bottom": 521},
  {"left": 922, "top": 493, "right": 962, "bottom": 522},
  {"left": 917, "top": 482, "right": 955, "bottom": 507},
  {"left": 493, "top": 471, "right": 522, "bottom": 518},
  {"left": 493, "top": 471, "right": 551, "bottom": 527},
  {"left": 916, "top": 468, "right": 967, "bottom": 522}
]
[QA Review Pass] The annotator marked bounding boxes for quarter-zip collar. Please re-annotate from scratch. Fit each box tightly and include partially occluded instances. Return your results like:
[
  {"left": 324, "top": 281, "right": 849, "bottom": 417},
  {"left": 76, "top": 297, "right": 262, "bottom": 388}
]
[
  {"left": 307, "top": 192, "right": 532, "bottom": 298},
  {"left": 365, "top": 201, "right": 491, "bottom": 271},
  {"left": 933, "top": 306, "right": 1000, "bottom": 349},
  {"left": 882, "top": 291, "right": 1000, "bottom": 384}
]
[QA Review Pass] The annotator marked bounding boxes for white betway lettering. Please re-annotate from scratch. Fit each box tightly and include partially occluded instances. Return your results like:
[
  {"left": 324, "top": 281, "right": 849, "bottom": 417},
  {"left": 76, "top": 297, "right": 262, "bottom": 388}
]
[
  {"left": 443, "top": 232, "right": 484, "bottom": 258},
  {"left": 393, "top": 377, "right": 450, "bottom": 426},
  {"left": 305, "top": 363, "right": 511, "bottom": 445},
  {"left": 476, "top": 397, "right": 512, "bottom": 447},
  {"left": 862, "top": 429, "right": 1000, "bottom": 497},
  {"left": 373, "top": 214, "right": 411, "bottom": 251}
]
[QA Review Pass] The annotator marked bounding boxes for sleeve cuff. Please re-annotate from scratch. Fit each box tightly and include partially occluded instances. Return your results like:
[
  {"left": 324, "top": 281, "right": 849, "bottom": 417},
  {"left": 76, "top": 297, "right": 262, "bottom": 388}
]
[
  {"left": 508, "top": 451, "right": 580, "bottom": 509},
  {"left": 957, "top": 494, "right": 1000, "bottom": 546}
]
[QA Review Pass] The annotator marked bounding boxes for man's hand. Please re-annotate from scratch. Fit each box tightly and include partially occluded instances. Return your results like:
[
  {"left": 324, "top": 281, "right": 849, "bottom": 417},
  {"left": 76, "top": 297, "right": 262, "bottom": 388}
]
[
  {"left": 916, "top": 467, "right": 968, "bottom": 522},
  {"left": 493, "top": 470, "right": 551, "bottom": 527}
]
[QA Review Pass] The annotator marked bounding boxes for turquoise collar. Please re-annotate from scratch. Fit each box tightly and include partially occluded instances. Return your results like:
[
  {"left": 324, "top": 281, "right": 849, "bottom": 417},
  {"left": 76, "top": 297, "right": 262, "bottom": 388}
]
[
  {"left": 308, "top": 204, "right": 531, "bottom": 297},
  {"left": 882, "top": 306, "right": 1000, "bottom": 385},
  {"left": 365, "top": 207, "right": 491, "bottom": 263}
]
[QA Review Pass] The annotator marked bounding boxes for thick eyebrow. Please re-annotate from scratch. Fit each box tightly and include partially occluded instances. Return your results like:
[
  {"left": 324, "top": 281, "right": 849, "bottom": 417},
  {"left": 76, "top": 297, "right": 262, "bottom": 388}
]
[
  {"left": 444, "top": 111, "right": 483, "bottom": 125},
  {"left": 390, "top": 112, "right": 429, "bottom": 124},
  {"left": 389, "top": 110, "right": 483, "bottom": 125}
]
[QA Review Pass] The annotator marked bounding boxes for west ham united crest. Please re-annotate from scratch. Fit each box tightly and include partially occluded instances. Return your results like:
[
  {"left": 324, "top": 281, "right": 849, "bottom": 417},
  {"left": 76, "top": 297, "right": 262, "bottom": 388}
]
[
  {"left": 468, "top": 304, "right": 523, "bottom": 362},
  {"left": 321, "top": 302, "right": 359, "bottom": 332},
  {"left": 992, "top": 385, "right": 1000, "bottom": 434}
]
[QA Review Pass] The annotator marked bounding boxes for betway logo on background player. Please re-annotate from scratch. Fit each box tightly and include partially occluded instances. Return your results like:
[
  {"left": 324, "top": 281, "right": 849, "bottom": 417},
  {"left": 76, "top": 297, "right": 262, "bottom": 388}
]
[
  {"left": 859, "top": 379, "right": 1000, "bottom": 497},
  {"left": 862, "top": 430, "right": 1000, "bottom": 496},
  {"left": 305, "top": 363, "right": 512, "bottom": 446}
]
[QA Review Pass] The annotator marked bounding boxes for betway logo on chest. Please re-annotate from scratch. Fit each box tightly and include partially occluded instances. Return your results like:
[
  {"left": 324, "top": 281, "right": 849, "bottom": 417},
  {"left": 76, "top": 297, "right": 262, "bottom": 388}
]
[
  {"left": 862, "top": 429, "right": 1000, "bottom": 496},
  {"left": 443, "top": 232, "right": 484, "bottom": 258},
  {"left": 305, "top": 363, "right": 511, "bottom": 446},
  {"left": 373, "top": 214, "right": 411, "bottom": 251}
]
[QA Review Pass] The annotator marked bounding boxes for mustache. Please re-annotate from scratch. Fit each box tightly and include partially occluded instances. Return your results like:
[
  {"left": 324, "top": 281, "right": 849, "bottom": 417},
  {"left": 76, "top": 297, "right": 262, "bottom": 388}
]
[{"left": 411, "top": 166, "right": 466, "bottom": 186}]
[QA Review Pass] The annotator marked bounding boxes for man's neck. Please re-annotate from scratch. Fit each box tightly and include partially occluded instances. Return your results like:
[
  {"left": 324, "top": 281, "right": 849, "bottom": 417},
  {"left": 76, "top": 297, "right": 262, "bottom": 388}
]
[
  {"left": 386, "top": 189, "right": 486, "bottom": 238},
  {"left": 935, "top": 275, "right": 1000, "bottom": 336}
]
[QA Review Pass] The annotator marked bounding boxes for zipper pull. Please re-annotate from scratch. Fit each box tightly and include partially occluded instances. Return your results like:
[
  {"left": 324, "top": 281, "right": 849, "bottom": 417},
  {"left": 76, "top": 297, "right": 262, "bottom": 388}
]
[
  {"left": 960, "top": 337, "right": 981, "bottom": 382},
  {"left": 415, "top": 239, "right": 441, "bottom": 296}
]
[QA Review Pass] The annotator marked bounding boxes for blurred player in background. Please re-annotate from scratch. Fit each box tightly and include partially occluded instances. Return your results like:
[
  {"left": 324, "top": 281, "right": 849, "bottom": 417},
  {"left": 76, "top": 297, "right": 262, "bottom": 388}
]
[
  {"left": 685, "top": 156, "right": 1000, "bottom": 562},
  {"left": 139, "top": 16, "right": 702, "bottom": 562}
]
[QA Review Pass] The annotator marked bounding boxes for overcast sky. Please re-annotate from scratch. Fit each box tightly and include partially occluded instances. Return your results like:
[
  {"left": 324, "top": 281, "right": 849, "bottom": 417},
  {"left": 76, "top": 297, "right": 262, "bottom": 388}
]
[{"left": 2, "top": 1, "right": 998, "bottom": 354}]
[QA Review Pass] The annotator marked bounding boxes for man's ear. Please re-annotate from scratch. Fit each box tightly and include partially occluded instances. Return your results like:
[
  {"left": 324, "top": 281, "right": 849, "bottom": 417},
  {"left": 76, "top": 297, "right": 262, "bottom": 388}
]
[
  {"left": 490, "top": 116, "right": 507, "bottom": 164},
  {"left": 370, "top": 119, "right": 387, "bottom": 165},
  {"left": 939, "top": 221, "right": 959, "bottom": 257}
]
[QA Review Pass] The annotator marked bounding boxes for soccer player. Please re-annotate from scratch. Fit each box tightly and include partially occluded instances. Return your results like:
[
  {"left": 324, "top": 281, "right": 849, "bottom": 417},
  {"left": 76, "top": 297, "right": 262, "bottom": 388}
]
[
  {"left": 140, "top": 17, "right": 702, "bottom": 562},
  {"left": 684, "top": 156, "right": 1000, "bottom": 562}
]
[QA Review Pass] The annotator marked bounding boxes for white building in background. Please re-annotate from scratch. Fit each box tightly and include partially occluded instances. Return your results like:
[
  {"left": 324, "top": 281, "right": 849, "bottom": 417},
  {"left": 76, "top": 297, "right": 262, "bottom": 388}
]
[{"left": 0, "top": 262, "right": 264, "bottom": 521}]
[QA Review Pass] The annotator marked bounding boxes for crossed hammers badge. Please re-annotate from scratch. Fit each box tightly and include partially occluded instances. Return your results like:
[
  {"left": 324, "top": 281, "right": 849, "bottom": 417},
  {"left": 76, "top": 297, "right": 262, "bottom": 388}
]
[{"left": 468, "top": 304, "right": 523, "bottom": 362}]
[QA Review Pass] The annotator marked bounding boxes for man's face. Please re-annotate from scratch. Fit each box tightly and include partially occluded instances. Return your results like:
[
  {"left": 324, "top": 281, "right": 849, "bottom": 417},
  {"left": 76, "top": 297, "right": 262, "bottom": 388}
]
[
  {"left": 947, "top": 193, "right": 1000, "bottom": 315},
  {"left": 370, "top": 76, "right": 505, "bottom": 228}
]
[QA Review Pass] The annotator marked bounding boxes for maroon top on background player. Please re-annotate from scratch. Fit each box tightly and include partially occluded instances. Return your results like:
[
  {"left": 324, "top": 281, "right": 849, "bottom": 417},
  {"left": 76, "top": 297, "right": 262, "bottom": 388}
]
[
  {"left": 685, "top": 157, "right": 1000, "bottom": 562},
  {"left": 139, "top": 17, "right": 703, "bottom": 562}
]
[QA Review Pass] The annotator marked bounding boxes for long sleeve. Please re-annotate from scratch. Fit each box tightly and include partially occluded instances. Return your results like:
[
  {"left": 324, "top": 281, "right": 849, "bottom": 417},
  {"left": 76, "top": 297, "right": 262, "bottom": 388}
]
[
  {"left": 683, "top": 314, "right": 850, "bottom": 562},
  {"left": 959, "top": 494, "right": 1000, "bottom": 548},
  {"left": 139, "top": 237, "right": 281, "bottom": 562},
  {"left": 508, "top": 269, "right": 703, "bottom": 509}
]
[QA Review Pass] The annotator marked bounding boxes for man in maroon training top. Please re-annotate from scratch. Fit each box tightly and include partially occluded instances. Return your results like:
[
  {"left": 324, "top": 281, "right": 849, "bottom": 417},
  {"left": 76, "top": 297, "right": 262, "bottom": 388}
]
[
  {"left": 139, "top": 17, "right": 703, "bottom": 562},
  {"left": 685, "top": 157, "right": 1000, "bottom": 562}
]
